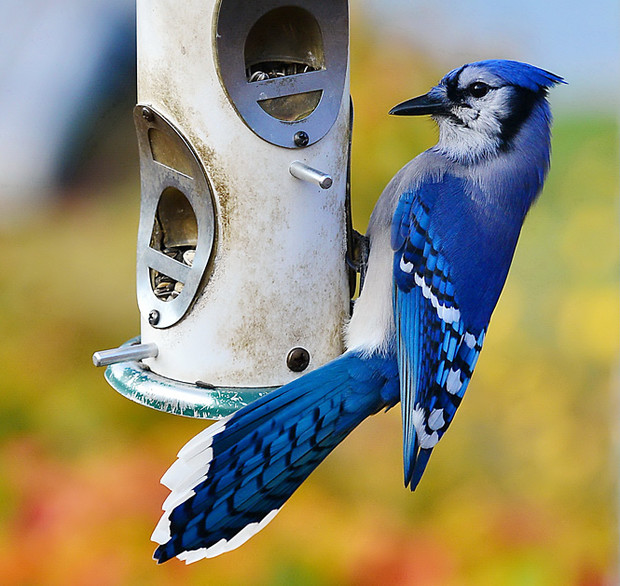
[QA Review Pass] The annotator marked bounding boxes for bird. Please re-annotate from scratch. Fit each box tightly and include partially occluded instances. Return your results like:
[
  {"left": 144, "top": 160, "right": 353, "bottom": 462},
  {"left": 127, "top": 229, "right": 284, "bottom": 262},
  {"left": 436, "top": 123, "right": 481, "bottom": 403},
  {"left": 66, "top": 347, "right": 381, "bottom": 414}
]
[{"left": 151, "top": 59, "right": 564, "bottom": 563}]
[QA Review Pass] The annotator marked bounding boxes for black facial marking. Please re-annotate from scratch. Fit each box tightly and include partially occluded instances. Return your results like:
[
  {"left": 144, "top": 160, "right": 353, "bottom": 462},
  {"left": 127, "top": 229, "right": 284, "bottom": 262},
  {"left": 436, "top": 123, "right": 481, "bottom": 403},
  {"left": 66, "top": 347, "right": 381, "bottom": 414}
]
[
  {"left": 447, "top": 113, "right": 467, "bottom": 126},
  {"left": 445, "top": 66, "right": 466, "bottom": 103},
  {"left": 499, "top": 86, "right": 546, "bottom": 150}
]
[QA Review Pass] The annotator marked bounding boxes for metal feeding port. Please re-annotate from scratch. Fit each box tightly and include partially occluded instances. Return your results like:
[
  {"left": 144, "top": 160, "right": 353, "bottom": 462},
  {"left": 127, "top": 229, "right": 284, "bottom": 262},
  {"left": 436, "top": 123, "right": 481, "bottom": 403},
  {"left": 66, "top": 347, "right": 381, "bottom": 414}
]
[
  {"left": 134, "top": 106, "right": 216, "bottom": 329},
  {"left": 216, "top": 0, "right": 348, "bottom": 147},
  {"left": 243, "top": 5, "right": 323, "bottom": 123}
]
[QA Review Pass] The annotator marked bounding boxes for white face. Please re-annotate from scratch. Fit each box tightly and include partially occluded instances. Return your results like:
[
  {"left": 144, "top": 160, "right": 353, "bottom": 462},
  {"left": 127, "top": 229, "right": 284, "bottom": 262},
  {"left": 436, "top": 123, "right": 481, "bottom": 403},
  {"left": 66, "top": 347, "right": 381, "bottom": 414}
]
[{"left": 431, "top": 66, "right": 522, "bottom": 163}]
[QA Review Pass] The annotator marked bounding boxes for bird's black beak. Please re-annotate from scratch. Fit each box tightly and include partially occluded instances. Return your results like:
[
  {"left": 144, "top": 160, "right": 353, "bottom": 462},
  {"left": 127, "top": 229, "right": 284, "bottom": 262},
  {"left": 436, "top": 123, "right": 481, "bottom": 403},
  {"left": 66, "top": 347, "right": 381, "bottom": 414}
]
[{"left": 389, "top": 93, "right": 447, "bottom": 116}]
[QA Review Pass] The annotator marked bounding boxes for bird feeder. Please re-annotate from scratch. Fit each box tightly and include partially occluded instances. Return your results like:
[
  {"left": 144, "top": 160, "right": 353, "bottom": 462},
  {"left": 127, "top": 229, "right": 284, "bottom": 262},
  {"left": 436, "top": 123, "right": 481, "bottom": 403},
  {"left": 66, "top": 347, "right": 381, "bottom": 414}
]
[{"left": 93, "top": 0, "right": 355, "bottom": 419}]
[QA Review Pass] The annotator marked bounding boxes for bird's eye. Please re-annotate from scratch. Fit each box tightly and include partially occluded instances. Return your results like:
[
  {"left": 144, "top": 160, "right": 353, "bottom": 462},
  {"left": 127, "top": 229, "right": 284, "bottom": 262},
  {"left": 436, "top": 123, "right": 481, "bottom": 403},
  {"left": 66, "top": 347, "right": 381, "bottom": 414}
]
[{"left": 468, "top": 82, "right": 490, "bottom": 98}]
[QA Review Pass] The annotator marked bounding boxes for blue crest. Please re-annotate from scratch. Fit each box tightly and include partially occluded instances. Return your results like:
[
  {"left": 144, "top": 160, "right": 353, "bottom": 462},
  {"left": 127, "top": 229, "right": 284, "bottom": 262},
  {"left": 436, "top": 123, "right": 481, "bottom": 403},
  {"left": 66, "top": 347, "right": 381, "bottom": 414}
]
[{"left": 444, "top": 59, "right": 565, "bottom": 91}]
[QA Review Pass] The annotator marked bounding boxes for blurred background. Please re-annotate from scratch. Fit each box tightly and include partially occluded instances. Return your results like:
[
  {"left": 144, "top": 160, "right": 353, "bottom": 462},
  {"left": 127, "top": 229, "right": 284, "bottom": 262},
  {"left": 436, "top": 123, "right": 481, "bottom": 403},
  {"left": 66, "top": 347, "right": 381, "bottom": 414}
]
[{"left": 0, "top": 0, "right": 618, "bottom": 584}]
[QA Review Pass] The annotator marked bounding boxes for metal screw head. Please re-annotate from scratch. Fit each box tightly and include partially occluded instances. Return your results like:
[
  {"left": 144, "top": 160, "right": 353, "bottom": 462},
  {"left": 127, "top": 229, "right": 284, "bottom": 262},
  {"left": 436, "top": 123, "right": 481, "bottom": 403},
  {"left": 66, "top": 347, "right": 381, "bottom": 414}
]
[
  {"left": 142, "top": 107, "right": 155, "bottom": 122},
  {"left": 287, "top": 347, "right": 310, "bottom": 372},
  {"left": 148, "top": 309, "right": 160, "bottom": 326},
  {"left": 293, "top": 131, "right": 309, "bottom": 147}
]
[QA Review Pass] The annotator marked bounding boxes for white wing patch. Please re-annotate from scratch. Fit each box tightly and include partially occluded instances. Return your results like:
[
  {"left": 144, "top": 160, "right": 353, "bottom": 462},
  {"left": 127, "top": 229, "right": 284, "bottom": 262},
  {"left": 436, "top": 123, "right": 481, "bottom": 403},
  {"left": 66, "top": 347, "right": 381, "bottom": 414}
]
[
  {"left": 428, "top": 408, "right": 446, "bottom": 431},
  {"left": 464, "top": 332, "right": 477, "bottom": 348},
  {"left": 445, "top": 368, "right": 462, "bottom": 395},
  {"left": 399, "top": 256, "right": 414, "bottom": 273},
  {"left": 413, "top": 272, "right": 461, "bottom": 324},
  {"left": 412, "top": 407, "right": 439, "bottom": 448}
]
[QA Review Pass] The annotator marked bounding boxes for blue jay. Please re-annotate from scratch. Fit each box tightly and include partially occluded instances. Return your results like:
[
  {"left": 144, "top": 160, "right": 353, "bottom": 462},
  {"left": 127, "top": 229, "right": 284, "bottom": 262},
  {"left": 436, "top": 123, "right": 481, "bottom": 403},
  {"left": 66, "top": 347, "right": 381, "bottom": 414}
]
[{"left": 152, "top": 59, "right": 563, "bottom": 563}]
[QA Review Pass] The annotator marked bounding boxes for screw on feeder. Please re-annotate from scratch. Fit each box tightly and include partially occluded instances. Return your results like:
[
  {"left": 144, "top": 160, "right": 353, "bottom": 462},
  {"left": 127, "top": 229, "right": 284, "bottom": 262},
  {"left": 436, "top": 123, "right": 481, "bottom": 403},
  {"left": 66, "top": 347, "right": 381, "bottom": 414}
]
[
  {"left": 142, "top": 107, "right": 155, "bottom": 122},
  {"left": 148, "top": 309, "right": 160, "bottom": 326},
  {"left": 289, "top": 161, "right": 333, "bottom": 189},
  {"left": 293, "top": 131, "right": 309, "bottom": 147},
  {"left": 286, "top": 347, "right": 310, "bottom": 372}
]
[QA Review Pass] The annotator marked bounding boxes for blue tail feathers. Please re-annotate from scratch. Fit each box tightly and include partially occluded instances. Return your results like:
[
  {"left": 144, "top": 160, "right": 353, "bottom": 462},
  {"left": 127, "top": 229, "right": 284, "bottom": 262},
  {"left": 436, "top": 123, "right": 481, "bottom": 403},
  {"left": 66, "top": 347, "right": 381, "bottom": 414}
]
[
  {"left": 152, "top": 351, "right": 398, "bottom": 563},
  {"left": 408, "top": 446, "right": 433, "bottom": 490}
]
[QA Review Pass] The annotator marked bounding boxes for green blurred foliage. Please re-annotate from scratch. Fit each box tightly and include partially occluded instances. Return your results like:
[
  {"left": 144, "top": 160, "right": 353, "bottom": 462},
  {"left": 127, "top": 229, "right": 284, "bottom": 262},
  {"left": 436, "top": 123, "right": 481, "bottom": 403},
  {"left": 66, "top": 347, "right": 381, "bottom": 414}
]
[{"left": 0, "top": 26, "right": 617, "bottom": 586}]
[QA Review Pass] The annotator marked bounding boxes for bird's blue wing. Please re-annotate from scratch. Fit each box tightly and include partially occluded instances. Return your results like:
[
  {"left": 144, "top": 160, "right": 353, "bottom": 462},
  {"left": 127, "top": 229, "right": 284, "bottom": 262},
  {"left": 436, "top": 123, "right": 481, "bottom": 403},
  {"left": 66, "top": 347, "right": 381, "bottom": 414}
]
[{"left": 392, "top": 182, "right": 486, "bottom": 490}]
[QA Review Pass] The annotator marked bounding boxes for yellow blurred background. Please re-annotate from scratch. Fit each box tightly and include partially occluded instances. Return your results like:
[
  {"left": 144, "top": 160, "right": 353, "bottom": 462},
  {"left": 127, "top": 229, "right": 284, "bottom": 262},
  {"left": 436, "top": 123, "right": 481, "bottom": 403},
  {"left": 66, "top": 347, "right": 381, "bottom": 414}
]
[{"left": 0, "top": 4, "right": 618, "bottom": 586}]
